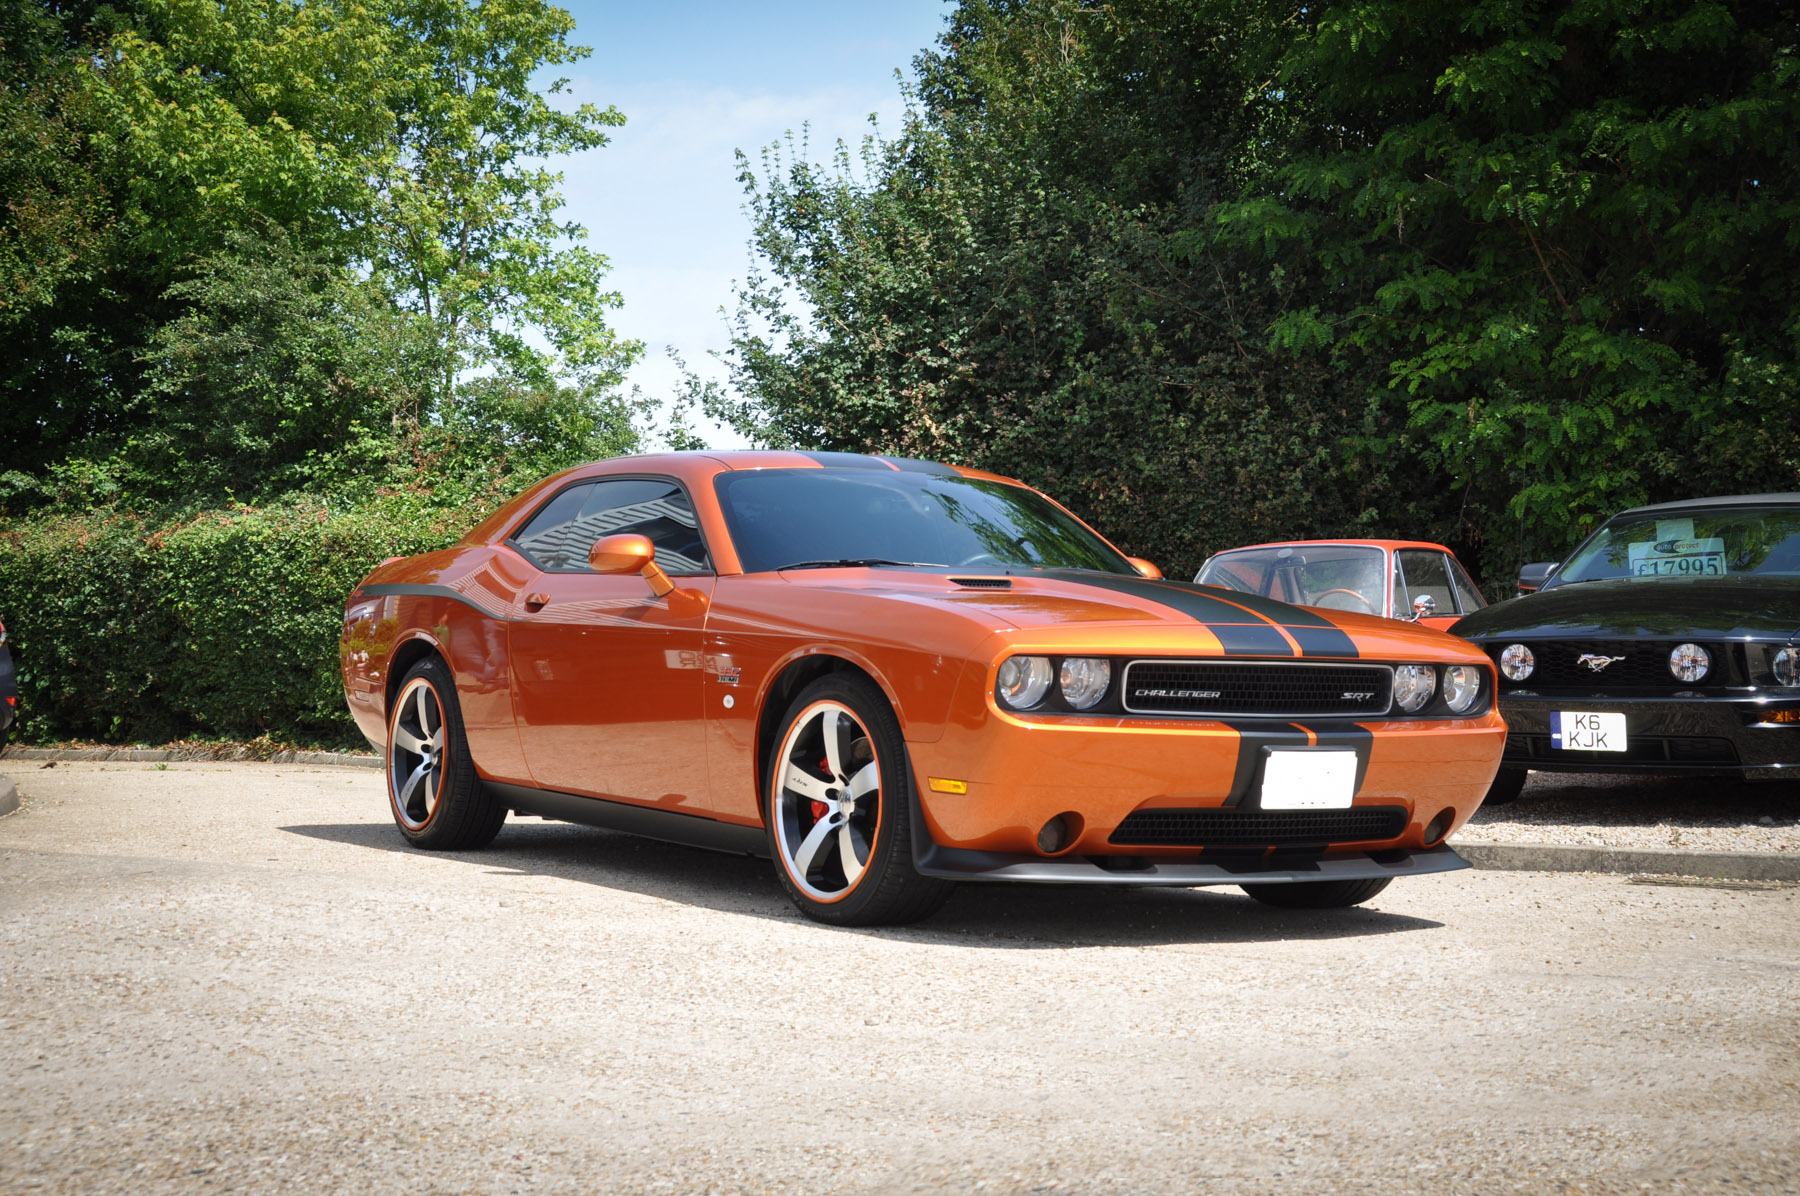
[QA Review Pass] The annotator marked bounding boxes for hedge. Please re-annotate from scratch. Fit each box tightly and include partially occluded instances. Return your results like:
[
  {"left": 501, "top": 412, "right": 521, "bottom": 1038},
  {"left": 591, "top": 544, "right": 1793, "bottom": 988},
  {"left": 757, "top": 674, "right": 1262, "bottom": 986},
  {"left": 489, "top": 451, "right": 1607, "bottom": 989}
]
[{"left": 0, "top": 495, "right": 476, "bottom": 747}]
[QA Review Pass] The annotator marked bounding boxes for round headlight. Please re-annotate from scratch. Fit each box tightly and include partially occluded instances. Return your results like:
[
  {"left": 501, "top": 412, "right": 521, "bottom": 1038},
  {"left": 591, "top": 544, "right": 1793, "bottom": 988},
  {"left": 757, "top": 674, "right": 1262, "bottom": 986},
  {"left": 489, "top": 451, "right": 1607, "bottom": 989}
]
[
  {"left": 1773, "top": 646, "right": 1800, "bottom": 687},
  {"left": 996, "top": 655, "right": 1054, "bottom": 710},
  {"left": 1392, "top": 664, "right": 1437, "bottom": 713},
  {"left": 1058, "top": 657, "right": 1112, "bottom": 710},
  {"left": 1669, "top": 643, "right": 1711, "bottom": 683},
  {"left": 1499, "top": 643, "right": 1535, "bottom": 682},
  {"left": 1442, "top": 665, "right": 1482, "bottom": 714}
]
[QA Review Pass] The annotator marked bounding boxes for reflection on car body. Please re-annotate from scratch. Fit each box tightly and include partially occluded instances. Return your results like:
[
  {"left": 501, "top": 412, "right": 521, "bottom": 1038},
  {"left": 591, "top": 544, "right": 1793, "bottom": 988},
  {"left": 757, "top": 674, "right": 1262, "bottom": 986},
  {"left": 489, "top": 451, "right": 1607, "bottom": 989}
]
[
  {"left": 342, "top": 452, "right": 1507, "bottom": 925},
  {"left": 1452, "top": 493, "right": 1800, "bottom": 804}
]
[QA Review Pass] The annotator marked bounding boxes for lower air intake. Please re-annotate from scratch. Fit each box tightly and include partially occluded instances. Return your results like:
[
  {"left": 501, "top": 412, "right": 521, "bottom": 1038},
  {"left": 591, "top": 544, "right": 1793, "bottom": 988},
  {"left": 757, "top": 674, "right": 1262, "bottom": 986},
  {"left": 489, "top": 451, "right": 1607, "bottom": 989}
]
[{"left": 1109, "top": 806, "right": 1408, "bottom": 847}]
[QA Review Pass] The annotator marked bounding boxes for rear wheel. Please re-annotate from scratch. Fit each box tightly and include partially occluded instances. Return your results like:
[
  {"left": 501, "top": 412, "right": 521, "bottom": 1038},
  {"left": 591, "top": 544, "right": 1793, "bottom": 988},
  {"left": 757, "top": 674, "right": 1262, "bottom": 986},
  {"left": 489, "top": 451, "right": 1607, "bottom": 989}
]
[
  {"left": 387, "top": 657, "right": 506, "bottom": 850},
  {"left": 1241, "top": 877, "right": 1393, "bottom": 909},
  {"left": 765, "top": 674, "right": 953, "bottom": 926},
  {"left": 1481, "top": 766, "right": 1529, "bottom": 806}
]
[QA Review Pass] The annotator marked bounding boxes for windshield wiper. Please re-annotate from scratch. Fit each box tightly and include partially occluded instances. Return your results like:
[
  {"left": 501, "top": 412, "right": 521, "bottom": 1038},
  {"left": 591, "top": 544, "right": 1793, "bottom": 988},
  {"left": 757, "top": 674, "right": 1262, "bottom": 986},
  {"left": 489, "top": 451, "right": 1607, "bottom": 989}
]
[{"left": 778, "top": 557, "right": 929, "bottom": 571}]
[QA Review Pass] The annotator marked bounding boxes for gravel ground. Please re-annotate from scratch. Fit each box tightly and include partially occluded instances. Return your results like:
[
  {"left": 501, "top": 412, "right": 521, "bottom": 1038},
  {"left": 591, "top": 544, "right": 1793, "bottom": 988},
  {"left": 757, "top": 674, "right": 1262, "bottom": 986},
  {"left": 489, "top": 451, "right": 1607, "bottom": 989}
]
[
  {"left": 2, "top": 762, "right": 1798, "bottom": 1196},
  {"left": 1455, "top": 771, "right": 1800, "bottom": 853}
]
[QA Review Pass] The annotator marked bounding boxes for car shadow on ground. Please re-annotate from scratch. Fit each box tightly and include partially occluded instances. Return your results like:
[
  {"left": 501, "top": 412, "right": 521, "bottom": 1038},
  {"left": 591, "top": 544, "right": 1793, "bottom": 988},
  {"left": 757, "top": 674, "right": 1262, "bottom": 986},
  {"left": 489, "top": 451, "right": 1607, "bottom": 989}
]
[
  {"left": 280, "top": 817, "right": 1446, "bottom": 948},
  {"left": 1466, "top": 771, "right": 1800, "bottom": 829}
]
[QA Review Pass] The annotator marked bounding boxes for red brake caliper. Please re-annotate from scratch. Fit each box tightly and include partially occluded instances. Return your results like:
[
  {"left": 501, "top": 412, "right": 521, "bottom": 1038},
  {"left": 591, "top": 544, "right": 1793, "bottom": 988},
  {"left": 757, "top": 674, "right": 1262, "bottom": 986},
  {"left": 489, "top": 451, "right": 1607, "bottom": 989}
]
[{"left": 810, "top": 755, "right": 830, "bottom": 821}]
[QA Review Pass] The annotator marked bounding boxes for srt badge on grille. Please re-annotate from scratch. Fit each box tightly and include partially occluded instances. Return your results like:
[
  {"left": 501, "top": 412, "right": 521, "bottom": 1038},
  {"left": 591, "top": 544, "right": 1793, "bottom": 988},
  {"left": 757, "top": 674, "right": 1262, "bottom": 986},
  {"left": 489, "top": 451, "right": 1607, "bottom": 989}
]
[
  {"left": 1341, "top": 691, "right": 1375, "bottom": 700},
  {"left": 1577, "top": 653, "right": 1627, "bottom": 672},
  {"left": 1134, "top": 688, "right": 1222, "bottom": 699}
]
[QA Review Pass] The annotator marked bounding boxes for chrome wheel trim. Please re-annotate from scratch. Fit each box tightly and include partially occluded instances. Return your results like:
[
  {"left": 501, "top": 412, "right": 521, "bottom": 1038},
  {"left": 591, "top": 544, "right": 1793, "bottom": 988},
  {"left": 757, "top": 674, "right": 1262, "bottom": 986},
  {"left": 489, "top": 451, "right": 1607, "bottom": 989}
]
[
  {"left": 772, "top": 700, "right": 881, "bottom": 901},
  {"left": 389, "top": 678, "right": 446, "bottom": 831}
]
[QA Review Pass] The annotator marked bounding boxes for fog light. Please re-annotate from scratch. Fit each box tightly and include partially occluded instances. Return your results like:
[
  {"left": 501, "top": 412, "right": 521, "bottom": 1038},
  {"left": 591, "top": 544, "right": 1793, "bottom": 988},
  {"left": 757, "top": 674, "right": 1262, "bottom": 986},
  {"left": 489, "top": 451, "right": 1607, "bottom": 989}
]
[
  {"left": 1392, "top": 664, "right": 1436, "bottom": 713},
  {"left": 1058, "top": 657, "right": 1112, "bottom": 710},
  {"left": 1774, "top": 647, "right": 1800, "bottom": 687},
  {"left": 1423, "top": 807, "right": 1455, "bottom": 846},
  {"left": 996, "top": 656, "right": 1054, "bottom": 709},
  {"left": 1442, "top": 665, "right": 1482, "bottom": 714},
  {"left": 1669, "top": 643, "right": 1711, "bottom": 683},
  {"left": 1499, "top": 643, "right": 1535, "bottom": 681},
  {"left": 1037, "top": 812, "right": 1083, "bottom": 854}
]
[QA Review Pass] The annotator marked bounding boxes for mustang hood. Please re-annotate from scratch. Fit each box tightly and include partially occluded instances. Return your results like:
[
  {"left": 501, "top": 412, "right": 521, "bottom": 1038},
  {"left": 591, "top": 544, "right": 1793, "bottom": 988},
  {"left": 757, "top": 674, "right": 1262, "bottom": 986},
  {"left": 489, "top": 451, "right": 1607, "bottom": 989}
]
[{"left": 1451, "top": 575, "right": 1800, "bottom": 641}]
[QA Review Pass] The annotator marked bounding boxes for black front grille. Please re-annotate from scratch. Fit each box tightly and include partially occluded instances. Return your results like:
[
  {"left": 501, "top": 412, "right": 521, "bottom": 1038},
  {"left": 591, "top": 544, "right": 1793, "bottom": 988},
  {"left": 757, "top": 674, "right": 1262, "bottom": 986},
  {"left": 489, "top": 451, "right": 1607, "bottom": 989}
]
[
  {"left": 1110, "top": 806, "right": 1409, "bottom": 847},
  {"left": 1122, "top": 660, "right": 1392, "bottom": 717},
  {"left": 1493, "top": 640, "right": 1739, "bottom": 690},
  {"left": 1504, "top": 734, "right": 1739, "bottom": 766}
]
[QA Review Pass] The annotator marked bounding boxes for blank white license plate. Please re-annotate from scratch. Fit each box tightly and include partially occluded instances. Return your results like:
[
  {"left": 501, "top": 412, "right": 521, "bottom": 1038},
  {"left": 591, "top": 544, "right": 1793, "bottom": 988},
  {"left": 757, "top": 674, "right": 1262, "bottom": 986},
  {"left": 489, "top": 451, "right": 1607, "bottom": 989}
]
[
  {"left": 1551, "top": 711, "right": 1627, "bottom": 752},
  {"left": 1260, "top": 749, "right": 1357, "bottom": 810}
]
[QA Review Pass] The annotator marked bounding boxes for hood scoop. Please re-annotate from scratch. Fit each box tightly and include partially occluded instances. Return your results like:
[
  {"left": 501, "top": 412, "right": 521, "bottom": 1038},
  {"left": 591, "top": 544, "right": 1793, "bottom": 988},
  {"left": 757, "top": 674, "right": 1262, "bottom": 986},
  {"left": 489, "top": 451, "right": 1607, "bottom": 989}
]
[{"left": 950, "top": 576, "right": 1012, "bottom": 589}]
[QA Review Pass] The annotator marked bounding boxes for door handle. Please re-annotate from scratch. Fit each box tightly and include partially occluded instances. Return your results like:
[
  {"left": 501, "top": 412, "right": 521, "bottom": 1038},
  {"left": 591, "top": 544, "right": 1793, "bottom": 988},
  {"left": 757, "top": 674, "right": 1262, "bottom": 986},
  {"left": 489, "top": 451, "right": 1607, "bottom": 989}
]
[{"left": 524, "top": 591, "right": 551, "bottom": 611}]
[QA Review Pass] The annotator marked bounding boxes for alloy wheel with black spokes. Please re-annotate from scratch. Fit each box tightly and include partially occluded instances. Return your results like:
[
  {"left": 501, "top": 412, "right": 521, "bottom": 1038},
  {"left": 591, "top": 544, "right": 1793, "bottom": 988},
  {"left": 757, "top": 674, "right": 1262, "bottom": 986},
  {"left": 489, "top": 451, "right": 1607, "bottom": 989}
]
[
  {"left": 765, "top": 674, "right": 953, "bottom": 925},
  {"left": 385, "top": 656, "right": 506, "bottom": 850}
]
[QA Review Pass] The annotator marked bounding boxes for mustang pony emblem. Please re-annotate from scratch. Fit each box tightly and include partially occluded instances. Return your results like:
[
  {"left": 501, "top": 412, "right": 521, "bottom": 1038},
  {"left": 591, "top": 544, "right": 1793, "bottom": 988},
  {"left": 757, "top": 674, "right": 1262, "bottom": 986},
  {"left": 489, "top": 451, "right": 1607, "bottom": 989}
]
[{"left": 1577, "top": 653, "right": 1627, "bottom": 672}]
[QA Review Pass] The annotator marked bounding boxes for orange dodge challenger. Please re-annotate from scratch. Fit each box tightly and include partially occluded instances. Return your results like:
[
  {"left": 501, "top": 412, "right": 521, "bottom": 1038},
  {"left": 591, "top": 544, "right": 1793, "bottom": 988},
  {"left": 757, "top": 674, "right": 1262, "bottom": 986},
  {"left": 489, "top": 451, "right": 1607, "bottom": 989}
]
[{"left": 341, "top": 452, "right": 1506, "bottom": 925}]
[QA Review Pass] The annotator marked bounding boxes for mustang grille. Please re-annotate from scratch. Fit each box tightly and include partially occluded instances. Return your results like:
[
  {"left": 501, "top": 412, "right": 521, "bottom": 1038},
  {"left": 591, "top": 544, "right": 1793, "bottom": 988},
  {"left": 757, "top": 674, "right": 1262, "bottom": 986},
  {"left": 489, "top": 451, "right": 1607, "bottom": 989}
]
[
  {"left": 1504, "top": 734, "right": 1739, "bottom": 765},
  {"left": 1491, "top": 640, "right": 1738, "bottom": 690},
  {"left": 1121, "top": 660, "right": 1393, "bottom": 718},
  {"left": 1109, "top": 806, "right": 1409, "bottom": 847}
]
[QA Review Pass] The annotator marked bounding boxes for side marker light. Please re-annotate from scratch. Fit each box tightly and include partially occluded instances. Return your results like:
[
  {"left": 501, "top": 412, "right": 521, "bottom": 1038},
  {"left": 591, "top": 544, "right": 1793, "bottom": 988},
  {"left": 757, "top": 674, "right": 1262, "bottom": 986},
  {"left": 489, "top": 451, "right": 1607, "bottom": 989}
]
[{"left": 928, "top": 777, "right": 967, "bottom": 794}]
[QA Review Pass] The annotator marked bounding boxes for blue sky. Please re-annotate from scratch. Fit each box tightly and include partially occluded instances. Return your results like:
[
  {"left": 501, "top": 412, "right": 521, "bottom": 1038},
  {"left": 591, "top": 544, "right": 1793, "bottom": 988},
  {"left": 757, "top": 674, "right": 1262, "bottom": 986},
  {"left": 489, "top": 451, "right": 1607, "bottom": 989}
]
[{"left": 548, "top": 2, "right": 953, "bottom": 446}]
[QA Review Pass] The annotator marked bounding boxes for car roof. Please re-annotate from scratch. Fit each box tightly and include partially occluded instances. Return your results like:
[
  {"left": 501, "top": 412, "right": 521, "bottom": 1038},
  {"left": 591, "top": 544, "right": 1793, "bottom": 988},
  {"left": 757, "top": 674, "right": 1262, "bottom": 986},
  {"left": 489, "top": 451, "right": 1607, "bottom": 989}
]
[
  {"left": 1615, "top": 493, "right": 1800, "bottom": 514},
  {"left": 1206, "top": 539, "right": 1457, "bottom": 555}
]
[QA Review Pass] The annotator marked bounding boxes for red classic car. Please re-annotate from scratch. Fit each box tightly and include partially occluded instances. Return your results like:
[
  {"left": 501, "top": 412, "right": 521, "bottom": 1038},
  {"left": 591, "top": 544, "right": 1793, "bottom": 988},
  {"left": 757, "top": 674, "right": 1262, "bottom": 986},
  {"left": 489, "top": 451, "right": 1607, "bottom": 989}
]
[{"left": 1195, "top": 540, "right": 1487, "bottom": 632}]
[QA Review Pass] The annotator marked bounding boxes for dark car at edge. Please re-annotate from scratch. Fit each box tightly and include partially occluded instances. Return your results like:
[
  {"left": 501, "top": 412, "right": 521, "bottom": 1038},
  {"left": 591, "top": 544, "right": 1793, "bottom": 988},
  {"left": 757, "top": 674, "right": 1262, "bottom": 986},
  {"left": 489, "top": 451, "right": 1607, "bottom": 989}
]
[{"left": 1450, "top": 494, "right": 1800, "bottom": 802}]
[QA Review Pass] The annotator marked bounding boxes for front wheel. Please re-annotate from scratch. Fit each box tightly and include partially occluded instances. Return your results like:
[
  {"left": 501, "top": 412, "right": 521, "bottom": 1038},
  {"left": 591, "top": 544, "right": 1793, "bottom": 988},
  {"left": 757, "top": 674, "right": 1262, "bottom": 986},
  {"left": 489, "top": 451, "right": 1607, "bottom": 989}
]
[
  {"left": 765, "top": 674, "right": 953, "bottom": 926},
  {"left": 386, "top": 656, "right": 506, "bottom": 850},
  {"left": 1242, "top": 877, "right": 1393, "bottom": 909}
]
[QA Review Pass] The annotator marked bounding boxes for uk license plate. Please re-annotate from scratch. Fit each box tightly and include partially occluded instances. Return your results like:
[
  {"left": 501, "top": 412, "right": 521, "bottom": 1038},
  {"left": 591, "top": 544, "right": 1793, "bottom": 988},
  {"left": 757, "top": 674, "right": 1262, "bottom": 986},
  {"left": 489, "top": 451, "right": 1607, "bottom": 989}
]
[
  {"left": 1260, "top": 749, "right": 1356, "bottom": 810},
  {"left": 1551, "top": 711, "right": 1627, "bottom": 752}
]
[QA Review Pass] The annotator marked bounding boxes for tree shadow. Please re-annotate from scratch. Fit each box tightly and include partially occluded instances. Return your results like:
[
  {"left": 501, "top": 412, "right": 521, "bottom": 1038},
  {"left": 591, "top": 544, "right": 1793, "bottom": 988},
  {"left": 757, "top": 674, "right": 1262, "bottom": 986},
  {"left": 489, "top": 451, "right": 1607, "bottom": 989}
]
[{"left": 280, "top": 818, "right": 1446, "bottom": 948}]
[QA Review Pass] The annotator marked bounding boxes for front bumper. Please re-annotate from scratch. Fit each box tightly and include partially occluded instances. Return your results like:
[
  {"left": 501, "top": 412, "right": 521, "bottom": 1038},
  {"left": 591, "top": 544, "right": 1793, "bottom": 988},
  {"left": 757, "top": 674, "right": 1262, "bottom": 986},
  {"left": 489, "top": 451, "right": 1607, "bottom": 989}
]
[
  {"left": 1496, "top": 692, "right": 1800, "bottom": 781},
  {"left": 908, "top": 702, "right": 1507, "bottom": 858}
]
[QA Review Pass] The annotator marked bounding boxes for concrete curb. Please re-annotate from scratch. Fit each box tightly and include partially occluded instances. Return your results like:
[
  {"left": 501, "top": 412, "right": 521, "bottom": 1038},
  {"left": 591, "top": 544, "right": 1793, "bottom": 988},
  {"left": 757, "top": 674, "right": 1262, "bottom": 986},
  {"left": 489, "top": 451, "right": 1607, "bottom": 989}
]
[
  {"left": 0, "top": 775, "right": 17, "bottom": 817},
  {"left": 1455, "top": 840, "right": 1800, "bottom": 883},
  {"left": 0, "top": 747, "right": 379, "bottom": 769}
]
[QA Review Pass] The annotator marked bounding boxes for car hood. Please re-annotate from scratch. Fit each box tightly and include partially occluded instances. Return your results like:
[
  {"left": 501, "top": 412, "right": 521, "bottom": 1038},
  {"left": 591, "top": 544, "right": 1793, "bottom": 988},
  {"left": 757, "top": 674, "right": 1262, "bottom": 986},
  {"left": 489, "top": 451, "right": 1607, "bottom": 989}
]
[
  {"left": 778, "top": 567, "right": 1476, "bottom": 661},
  {"left": 1451, "top": 575, "right": 1800, "bottom": 641}
]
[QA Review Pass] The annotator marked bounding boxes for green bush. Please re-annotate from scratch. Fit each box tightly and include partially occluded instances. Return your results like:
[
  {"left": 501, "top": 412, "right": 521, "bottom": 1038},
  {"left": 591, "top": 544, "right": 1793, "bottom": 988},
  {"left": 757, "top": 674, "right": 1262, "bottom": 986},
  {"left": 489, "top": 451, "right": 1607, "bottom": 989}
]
[{"left": 0, "top": 494, "right": 474, "bottom": 746}]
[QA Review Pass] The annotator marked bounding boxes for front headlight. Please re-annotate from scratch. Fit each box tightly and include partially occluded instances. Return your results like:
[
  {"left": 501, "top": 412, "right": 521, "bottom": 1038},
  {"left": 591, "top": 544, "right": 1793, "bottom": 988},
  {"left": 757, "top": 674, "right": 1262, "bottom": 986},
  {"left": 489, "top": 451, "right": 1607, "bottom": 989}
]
[
  {"left": 1392, "top": 664, "right": 1437, "bottom": 713},
  {"left": 1772, "top": 646, "right": 1799, "bottom": 687},
  {"left": 1499, "top": 643, "right": 1535, "bottom": 681},
  {"left": 1058, "top": 657, "right": 1112, "bottom": 710},
  {"left": 1669, "top": 643, "right": 1710, "bottom": 683},
  {"left": 996, "top": 655, "right": 1054, "bottom": 710},
  {"left": 1442, "top": 665, "right": 1482, "bottom": 714}
]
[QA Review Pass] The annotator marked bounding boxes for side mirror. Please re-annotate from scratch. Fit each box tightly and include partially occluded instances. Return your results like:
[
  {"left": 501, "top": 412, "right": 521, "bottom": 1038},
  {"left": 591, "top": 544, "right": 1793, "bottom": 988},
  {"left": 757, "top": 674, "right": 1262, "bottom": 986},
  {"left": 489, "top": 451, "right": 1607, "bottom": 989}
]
[
  {"left": 1127, "top": 557, "right": 1162, "bottom": 580},
  {"left": 1516, "top": 561, "right": 1559, "bottom": 596},
  {"left": 1410, "top": 594, "right": 1437, "bottom": 621},
  {"left": 590, "top": 533, "right": 675, "bottom": 597}
]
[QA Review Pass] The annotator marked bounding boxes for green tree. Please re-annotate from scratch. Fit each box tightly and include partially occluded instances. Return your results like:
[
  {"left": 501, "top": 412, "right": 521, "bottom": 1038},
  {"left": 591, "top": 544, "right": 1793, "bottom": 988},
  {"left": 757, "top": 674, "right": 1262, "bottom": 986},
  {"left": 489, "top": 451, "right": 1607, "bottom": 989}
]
[{"left": 1218, "top": 0, "right": 1800, "bottom": 571}]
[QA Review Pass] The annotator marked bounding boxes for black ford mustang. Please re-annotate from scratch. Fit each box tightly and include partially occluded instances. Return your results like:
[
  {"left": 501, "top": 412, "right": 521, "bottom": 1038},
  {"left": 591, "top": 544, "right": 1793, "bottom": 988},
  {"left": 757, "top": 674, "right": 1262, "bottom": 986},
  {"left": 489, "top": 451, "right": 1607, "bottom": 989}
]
[{"left": 1451, "top": 494, "right": 1800, "bottom": 802}]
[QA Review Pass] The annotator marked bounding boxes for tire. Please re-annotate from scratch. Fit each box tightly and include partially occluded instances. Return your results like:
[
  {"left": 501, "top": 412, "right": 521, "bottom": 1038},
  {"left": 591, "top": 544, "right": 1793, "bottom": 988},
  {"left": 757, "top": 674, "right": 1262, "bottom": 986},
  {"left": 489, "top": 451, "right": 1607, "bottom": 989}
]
[
  {"left": 1481, "top": 766, "right": 1529, "bottom": 806},
  {"left": 764, "top": 673, "right": 953, "bottom": 926},
  {"left": 386, "top": 656, "right": 506, "bottom": 850},
  {"left": 1241, "top": 876, "right": 1393, "bottom": 910}
]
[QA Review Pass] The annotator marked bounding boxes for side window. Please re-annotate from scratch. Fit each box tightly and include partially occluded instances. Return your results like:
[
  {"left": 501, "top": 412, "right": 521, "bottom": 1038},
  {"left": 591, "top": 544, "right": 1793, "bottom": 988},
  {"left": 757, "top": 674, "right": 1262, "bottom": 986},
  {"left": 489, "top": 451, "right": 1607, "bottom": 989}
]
[
  {"left": 1394, "top": 549, "right": 1456, "bottom": 617},
  {"left": 1449, "top": 556, "right": 1486, "bottom": 613},
  {"left": 512, "top": 478, "right": 711, "bottom": 574}
]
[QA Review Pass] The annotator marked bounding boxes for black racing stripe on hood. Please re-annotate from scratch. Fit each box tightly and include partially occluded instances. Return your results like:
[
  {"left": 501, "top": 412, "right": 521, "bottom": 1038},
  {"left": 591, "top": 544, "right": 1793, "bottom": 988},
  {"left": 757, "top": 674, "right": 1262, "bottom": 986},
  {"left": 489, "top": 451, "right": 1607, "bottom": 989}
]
[{"left": 1048, "top": 571, "right": 1360, "bottom": 658}]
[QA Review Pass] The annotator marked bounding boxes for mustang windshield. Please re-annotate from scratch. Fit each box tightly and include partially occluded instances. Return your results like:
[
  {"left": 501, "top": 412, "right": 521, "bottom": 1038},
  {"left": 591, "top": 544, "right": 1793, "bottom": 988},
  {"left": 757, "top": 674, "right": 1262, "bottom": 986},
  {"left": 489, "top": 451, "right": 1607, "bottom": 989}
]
[
  {"left": 714, "top": 468, "right": 1136, "bottom": 575},
  {"left": 1557, "top": 505, "right": 1800, "bottom": 583}
]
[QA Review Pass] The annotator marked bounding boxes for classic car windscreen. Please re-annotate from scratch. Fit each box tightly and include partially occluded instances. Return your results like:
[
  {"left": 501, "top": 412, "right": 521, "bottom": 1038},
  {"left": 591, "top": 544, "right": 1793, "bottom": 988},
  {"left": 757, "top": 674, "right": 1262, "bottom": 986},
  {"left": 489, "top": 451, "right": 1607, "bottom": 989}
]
[
  {"left": 714, "top": 469, "right": 1136, "bottom": 574},
  {"left": 1197, "top": 545, "right": 1386, "bottom": 614},
  {"left": 1558, "top": 506, "right": 1800, "bottom": 582}
]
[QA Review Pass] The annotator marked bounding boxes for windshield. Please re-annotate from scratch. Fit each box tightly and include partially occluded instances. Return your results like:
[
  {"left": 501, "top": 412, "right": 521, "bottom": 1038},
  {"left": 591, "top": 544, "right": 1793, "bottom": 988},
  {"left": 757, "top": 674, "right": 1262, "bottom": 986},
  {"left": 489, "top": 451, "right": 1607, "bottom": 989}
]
[
  {"left": 1196, "top": 545, "right": 1386, "bottom": 615},
  {"left": 1556, "top": 505, "right": 1800, "bottom": 583},
  {"left": 714, "top": 468, "right": 1135, "bottom": 575}
]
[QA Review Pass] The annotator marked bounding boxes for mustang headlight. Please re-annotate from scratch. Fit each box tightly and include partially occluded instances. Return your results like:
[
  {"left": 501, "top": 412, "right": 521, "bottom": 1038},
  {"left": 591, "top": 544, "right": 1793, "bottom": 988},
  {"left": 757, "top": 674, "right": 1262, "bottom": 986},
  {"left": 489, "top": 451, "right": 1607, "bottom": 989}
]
[
  {"left": 1499, "top": 643, "right": 1535, "bottom": 681},
  {"left": 1441, "top": 665, "right": 1482, "bottom": 714},
  {"left": 1773, "top": 646, "right": 1799, "bottom": 687},
  {"left": 1669, "top": 643, "right": 1711, "bottom": 683},
  {"left": 996, "top": 655, "right": 1054, "bottom": 710},
  {"left": 1392, "top": 664, "right": 1437, "bottom": 713},
  {"left": 1058, "top": 657, "right": 1112, "bottom": 710}
]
